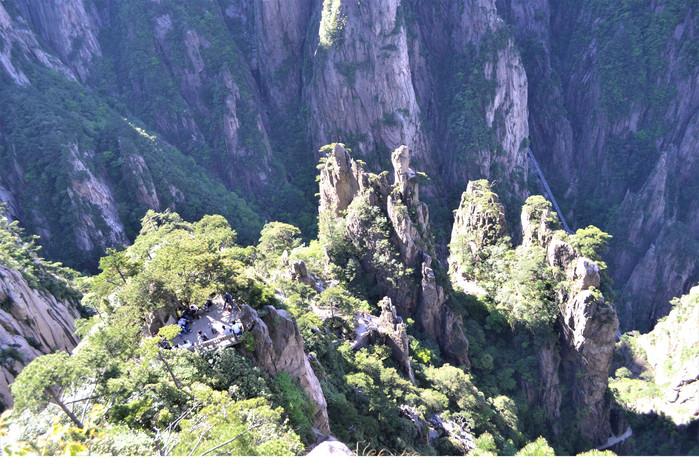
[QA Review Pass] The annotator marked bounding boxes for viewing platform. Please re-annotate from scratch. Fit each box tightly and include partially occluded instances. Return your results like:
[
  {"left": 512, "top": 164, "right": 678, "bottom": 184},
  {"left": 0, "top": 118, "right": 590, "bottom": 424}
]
[{"left": 171, "top": 296, "right": 244, "bottom": 351}]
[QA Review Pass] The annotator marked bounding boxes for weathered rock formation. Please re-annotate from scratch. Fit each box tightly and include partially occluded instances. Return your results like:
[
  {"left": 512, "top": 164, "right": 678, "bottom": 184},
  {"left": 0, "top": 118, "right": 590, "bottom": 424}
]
[
  {"left": 498, "top": 0, "right": 699, "bottom": 331},
  {"left": 238, "top": 304, "right": 330, "bottom": 434},
  {"left": 0, "top": 0, "right": 694, "bottom": 336},
  {"left": 448, "top": 179, "right": 509, "bottom": 295},
  {"left": 525, "top": 194, "right": 619, "bottom": 446},
  {"left": 352, "top": 297, "right": 414, "bottom": 382},
  {"left": 449, "top": 181, "right": 619, "bottom": 446},
  {"left": 0, "top": 265, "right": 81, "bottom": 410},
  {"left": 307, "top": 437, "right": 354, "bottom": 456},
  {"left": 318, "top": 144, "right": 469, "bottom": 367},
  {"left": 0, "top": 0, "right": 534, "bottom": 273}
]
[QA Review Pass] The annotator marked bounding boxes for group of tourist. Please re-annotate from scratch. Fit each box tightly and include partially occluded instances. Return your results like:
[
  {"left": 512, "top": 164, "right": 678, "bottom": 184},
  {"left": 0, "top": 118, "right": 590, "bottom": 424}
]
[
  {"left": 171, "top": 292, "right": 245, "bottom": 350},
  {"left": 176, "top": 299, "right": 215, "bottom": 335}
]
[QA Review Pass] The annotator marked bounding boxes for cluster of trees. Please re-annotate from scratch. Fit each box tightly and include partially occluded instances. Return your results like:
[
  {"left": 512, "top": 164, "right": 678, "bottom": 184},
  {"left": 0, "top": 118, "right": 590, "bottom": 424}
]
[
  {"left": 2, "top": 212, "right": 306, "bottom": 455},
  {"left": 0, "top": 205, "right": 79, "bottom": 303}
]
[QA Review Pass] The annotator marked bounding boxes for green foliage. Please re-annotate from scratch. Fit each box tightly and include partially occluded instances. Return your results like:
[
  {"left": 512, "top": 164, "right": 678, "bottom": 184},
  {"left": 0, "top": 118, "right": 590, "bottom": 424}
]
[
  {"left": 171, "top": 384, "right": 303, "bottom": 456},
  {"left": 84, "top": 212, "right": 276, "bottom": 322},
  {"left": 0, "top": 63, "right": 263, "bottom": 270},
  {"left": 569, "top": 225, "right": 612, "bottom": 270},
  {"left": 319, "top": 191, "right": 411, "bottom": 303},
  {"left": 423, "top": 364, "right": 494, "bottom": 432},
  {"left": 516, "top": 436, "right": 555, "bottom": 456},
  {"left": 0, "top": 206, "right": 80, "bottom": 303},
  {"left": 319, "top": 0, "right": 347, "bottom": 48},
  {"left": 272, "top": 373, "right": 316, "bottom": 444},
  {"left": 578, "top": 449, "right": 616, "bottom": 456},
  {"left": 10, "top": 352, "right": 77, "bottom": 415},
  {"left": 494, "top": 246, "right": 559, "bottom": 342},
  {"left": 470, "top": 432, "right": 498, "bottom": 456},
  {"left": 316, "top": 286, "right": 372, "bottom": 318},
  {"left": 205, "top": 348, "right": 272, "bottom": 400},
  {"left": 257, "top": 222, "right": 302, "bottom": 261},
  {"left": 448, "top": 180, "right": 511, "bottom": 283}
]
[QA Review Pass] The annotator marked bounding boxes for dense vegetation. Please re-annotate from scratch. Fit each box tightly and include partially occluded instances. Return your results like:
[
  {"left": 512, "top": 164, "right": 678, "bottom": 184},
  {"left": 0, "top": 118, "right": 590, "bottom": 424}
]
[
  {"left": 542, "top": 0, "right": 699, "bottom": 230},
  {"left": 0, "top": 205, "right": 79, "bottom": 303},
  {"left": 0, "top": 63, "right": 262, "bottom": 271},
  {"left": 0, "top": 186, "right": 585, "bottom": 456},
  {"left": 4, "top": 150, "right": 695, "bottom": 455}
]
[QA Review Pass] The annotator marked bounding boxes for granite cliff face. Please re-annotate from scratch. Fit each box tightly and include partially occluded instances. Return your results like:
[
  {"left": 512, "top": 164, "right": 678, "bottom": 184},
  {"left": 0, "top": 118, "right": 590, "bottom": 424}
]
[
  {"left": 524, "top": 202, "right": 619, "bottom": 445},
  {"left": 0, "top": 0, "right": 694, "bottom": 353},
  {"left": 0, "top": 265, "right": 81, "bottom": 410},
  {"left": 497, "top": 0, "right": 699, "bottom": 330},
  {"left": 238, "top": 304, "right": 330, "bottom": 434},
  {"left": 0, "top": 0, "right": 532, "bottom": 269}
]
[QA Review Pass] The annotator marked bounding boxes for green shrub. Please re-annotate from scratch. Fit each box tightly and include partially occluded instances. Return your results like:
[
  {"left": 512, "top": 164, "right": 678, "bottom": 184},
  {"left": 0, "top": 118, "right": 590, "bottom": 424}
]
[{"left": 273, "top": 372, "right": 316, "bottom": 444}]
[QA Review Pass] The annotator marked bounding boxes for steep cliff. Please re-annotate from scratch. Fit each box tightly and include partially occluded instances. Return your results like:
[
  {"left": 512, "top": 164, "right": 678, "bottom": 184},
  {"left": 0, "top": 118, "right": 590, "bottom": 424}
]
[
  {"left": 0, "top": 265, "right": 81, "bottom": 411},
  {"left": 498, "top": 0, "right": 699, "bottom": 331},
  {"left": 0, "top": 0, "right": 534, "bottom": 269},
  {"left": 0, "top": 0, "right": 694, "bottom": 367},
  {"left": 239, "top": 304, "right": 330, "bottom": 434},
  {"left": 526, "top": 202, "right": 619, "bottom": 446},
  {"left": 0, "top": 211, "right": 85, "bottom": 412}
]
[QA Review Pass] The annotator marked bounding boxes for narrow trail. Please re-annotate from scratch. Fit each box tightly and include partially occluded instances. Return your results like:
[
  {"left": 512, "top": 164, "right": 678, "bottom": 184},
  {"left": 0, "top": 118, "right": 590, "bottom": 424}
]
[{"left": 527, "top": 148, "right": 573, "bottom": 234}]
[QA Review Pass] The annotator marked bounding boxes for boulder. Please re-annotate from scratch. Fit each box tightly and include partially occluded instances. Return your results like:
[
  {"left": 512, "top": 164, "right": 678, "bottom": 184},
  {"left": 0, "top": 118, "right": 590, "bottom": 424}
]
[
  {"left": 238, "top": 304, "right": 330, "bottom": 434},
  {"left": 307, "top": 438, "right": 354, "bottom": 456}
]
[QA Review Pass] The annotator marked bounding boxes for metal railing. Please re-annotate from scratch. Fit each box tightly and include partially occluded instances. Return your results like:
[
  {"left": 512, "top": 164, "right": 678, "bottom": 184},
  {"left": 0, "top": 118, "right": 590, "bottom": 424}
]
[{"left": 197, "top": 332, "right": 241, "bottom": 350}]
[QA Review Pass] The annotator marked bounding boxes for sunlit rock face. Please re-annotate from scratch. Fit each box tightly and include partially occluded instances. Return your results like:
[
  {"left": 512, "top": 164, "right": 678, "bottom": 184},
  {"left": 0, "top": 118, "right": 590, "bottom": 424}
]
[{"left": 0, "top": 265, "right": 81, "bottom": 410}]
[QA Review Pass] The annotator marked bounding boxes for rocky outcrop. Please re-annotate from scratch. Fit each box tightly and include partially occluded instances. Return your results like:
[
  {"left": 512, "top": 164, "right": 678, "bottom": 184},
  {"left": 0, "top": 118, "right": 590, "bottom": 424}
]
[
  {"left": 309, "top": 1, "right": 429, "bottom": 167},
  {"left": 448, "top": 179, "right": 509, "bottom": 293},
  {"left": 318, "top": 144, "right": 470, "bottom": 368},
  {"left": 317, "top": 144, "right": 366, "bottom": 216},
  {"left": 525, "top": 198, "right": 619, "bottom": 445},
  {"left": 0, "top": 0, "right": 692, "bottom": 339},
  {"left": 289, "top": 260, "right": 323, "bottom": 293},
  {"left": 427, "top": 414, "right": 476, "bottom": 454},
  {"left": 14, "top": 0, "right": 101, "bottom": 81},
  {"left": 521, "top": 195, "right": 560, "bottom": 249},
  {"left": 352, "top": 297, "right": 414, "bottom": 382},
  {"left": 307, "top": 437, "right": 354, "bottom": 456},
  {"left": 0, "top": 0, "right": 533, "bottom": 277},
  {"left": 0, "top": 265, "right": 80, "bottom": 410},
  {"left": 64, "top": 144, "right": 129, "bottom": 253},
  {"left": 559, "top": 289, "right": 618, "bottom": 441},
  {"left": 449, "top": 181, "right": 618, "bottom": 445},
  {"left": 386, "top": 146, "right": 431, "bottom": 268},
  {"left": 238, "top": 304, "right": 330, "bottom": 434},
  {"left": 0, "top": 1, "right": 77, "bottom": 85},
  {"left": 251, "top": 0, "right": 313, "bottom": 113}
]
